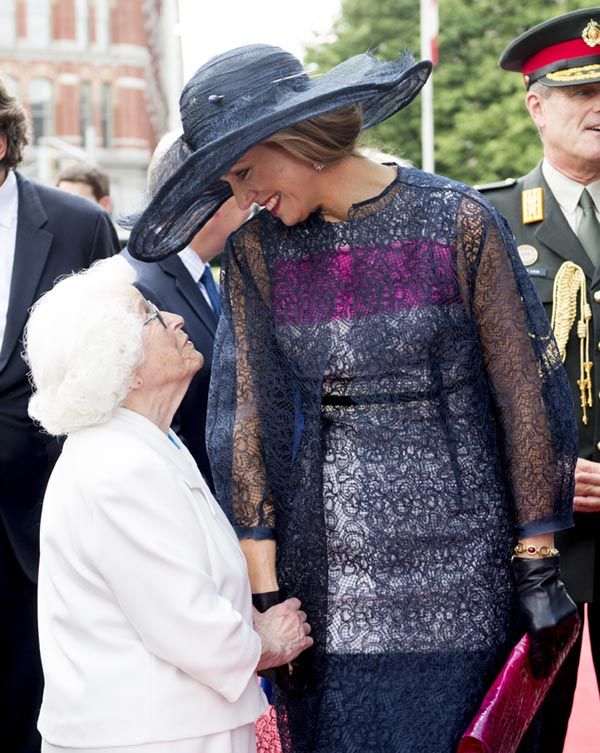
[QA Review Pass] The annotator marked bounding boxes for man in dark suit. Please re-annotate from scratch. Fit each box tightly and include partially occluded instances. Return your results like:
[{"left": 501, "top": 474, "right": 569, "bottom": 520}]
[
  {"left": 0, "top": 79, "right": 119, "bottom": 753},
  {"left": 478, "top": 10, "right": 600, "bottom": 751},
  {"left": 123, "top": 194, "right": 248, "bottom": 487}
]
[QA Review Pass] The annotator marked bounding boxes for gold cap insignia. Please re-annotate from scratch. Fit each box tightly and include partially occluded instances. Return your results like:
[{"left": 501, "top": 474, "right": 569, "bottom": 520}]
[
  {"left": 522, "top": 187, "right": 544, "bottom": 224},
  {"left": 517, "top": 244, "right": 539, "bottom": 266},
  {"left": 582, "top": 19, "right": 600, "bottom": 47},
  {"left": 547, "top": 64, "right": 600, "bottom": 83}
]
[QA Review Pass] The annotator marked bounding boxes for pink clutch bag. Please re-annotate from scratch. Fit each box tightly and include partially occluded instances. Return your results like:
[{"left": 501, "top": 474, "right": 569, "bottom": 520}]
[{"left": 458, "top": 617, "right": 580, "bottom": 753}]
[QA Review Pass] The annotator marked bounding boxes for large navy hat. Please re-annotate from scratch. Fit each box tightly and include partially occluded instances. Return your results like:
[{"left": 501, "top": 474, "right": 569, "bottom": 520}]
[
  {"left": 127, "top": 44, "right": 431, "bottom": 261},
  {"left": 500, "top": 8, "right": 600, "bottom": 88}
]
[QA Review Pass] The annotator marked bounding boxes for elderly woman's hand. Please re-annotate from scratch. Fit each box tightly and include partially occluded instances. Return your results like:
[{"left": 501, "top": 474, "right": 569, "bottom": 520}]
[{"left": 254, "top": 597, "right": 313, "bottom": 671}]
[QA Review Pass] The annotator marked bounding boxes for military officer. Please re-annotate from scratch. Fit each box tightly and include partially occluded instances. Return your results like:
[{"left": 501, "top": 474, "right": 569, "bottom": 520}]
[{"left": 478, "top": 9, "right": 600, "bottom": 751}]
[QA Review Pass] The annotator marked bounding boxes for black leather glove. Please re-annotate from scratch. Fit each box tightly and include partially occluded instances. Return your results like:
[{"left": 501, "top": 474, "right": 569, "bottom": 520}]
[
  {"left": 252, "top": 589, "right": 283, "bottom": 613},
  {"left": 512, "top": 555, "right": 578, "bottom": 679},
  {"left": 253, "top": 589, "right": 311, "bottom": 695}
]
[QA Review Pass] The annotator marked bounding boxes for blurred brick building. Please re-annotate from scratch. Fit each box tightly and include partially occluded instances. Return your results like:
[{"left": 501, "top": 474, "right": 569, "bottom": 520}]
[{"left": 0, "top": 0, "right": 182, "bottom": 228}]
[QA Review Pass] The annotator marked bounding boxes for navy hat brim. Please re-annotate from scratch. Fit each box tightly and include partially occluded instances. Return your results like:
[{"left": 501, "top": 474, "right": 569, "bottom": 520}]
[{"left": 127, "top": 50, "right": 431, "bottom": 262}]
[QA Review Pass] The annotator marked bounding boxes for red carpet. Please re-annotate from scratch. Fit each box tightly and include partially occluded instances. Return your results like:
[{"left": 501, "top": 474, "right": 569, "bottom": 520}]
[{"left": 563, "top": 609, "right": 600, "bottom": 753}]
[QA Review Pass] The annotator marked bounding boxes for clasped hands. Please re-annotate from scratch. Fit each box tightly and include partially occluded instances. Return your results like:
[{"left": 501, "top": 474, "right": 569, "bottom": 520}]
[{"left": 254, "top": 596, "right": 313, "bottom": 682}]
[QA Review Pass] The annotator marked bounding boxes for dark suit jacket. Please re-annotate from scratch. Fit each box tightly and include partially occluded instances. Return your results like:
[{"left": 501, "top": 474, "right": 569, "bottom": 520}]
[
  {"left": 121, "top": 249, "right": 218, "bottom": 488},
  {"left": 0, "top": 172, "right": 119, "bottom": 583},
  {"left": 480, "top": 161, "right": 600, "bottom": 603}
]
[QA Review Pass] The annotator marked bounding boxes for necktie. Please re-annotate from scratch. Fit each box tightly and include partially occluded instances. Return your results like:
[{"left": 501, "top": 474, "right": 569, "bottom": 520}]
[
  {"left": 199, "top": 266, "right": 222, "bottom": 317},
  {"left": 577, "top": 189, "right": 600, "bottom": 268}
]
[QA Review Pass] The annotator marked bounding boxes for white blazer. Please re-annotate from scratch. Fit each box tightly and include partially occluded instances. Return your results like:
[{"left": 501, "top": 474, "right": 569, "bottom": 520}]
[{"left": 37, "top": 407, "right": 266, "bottom": 748}]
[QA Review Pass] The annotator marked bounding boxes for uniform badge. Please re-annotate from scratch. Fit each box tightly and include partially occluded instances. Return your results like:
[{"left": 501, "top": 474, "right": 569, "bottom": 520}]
[
  {"left": 517, "top": 244, "right": 539, "bottom": 266},
  {"left": 522, "top": 187, "right": 544, "bottom": 224},
  {"left": 582, "top": 19, "right": 600, "bottom": 47},
  {"left": 551, "top": 262, "right": 593, "bottom": 424}
]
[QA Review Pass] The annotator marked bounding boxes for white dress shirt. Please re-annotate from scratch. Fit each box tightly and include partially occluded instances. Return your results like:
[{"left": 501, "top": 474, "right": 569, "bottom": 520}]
[
  {"left": 37, "top": 408, "right": 266, "bottom": 750},
  {"left": 542, "top": 159, "right": 600, "bottom": 233},
  {"left": 0, "top": 169, "right": 18, "bottom": 350},
  {"left": 178, "top": 246, "right": 216, "bottom": 311}
]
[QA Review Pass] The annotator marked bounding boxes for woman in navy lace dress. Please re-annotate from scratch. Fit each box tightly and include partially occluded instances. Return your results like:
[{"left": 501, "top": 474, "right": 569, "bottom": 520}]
[{"left": 128, "top": 45, "right": 578, "bottom": 753}]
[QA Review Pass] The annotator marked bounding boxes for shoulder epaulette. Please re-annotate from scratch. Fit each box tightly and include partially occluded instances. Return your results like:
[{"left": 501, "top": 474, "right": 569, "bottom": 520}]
[{"left": 474, "top": 178, "right": 518, "bottom": 191}]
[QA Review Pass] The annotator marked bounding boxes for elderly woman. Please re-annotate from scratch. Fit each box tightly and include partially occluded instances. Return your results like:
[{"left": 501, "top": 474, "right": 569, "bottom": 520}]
[
  {"left": 24, "top": 256, "right": 312, "bottom": 753},
  {"left": 127, "top": 46, "right": 578, "bottom": 753}
]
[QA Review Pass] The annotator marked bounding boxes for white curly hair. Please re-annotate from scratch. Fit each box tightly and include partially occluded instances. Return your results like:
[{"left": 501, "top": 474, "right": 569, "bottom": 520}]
[{"left": 24, "top": 256, "right": 145, "bottom": 436}]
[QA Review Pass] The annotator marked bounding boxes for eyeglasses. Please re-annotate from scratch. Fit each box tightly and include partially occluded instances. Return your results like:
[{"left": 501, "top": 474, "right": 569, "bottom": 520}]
[{"left": 142, "top": 300, "right": 167, "bottom": 329}]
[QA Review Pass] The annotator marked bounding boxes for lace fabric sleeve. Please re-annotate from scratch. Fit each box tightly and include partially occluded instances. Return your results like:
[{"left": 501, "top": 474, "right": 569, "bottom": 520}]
[
  {"left": 207, "top": 222, "right": 298, "bottom": 541},
  {"left": 456, "top": 197, "right": 577, "bottom": 537}
]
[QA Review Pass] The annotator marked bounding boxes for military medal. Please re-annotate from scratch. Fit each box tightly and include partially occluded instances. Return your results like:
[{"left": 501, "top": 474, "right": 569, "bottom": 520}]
[
  {"left": 522, "top": 187, "right": 544, "bottom": 224},
  {"left": 517, "top": 244, "right": 539, "bottom": 266}
]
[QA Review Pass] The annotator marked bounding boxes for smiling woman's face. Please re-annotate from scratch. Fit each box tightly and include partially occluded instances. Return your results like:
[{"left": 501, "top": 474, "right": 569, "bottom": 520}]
[
  {"left": 130, "top": 288, "right": 203, "bottom": 392},
  {"left": 221, "top": 143, "right": 320, "bottom": 226}
]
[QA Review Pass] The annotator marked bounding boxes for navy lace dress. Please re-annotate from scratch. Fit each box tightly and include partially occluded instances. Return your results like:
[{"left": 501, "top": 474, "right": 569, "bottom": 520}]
[{"left": 207, "top": 167, "right": 577, "bottom": 753}]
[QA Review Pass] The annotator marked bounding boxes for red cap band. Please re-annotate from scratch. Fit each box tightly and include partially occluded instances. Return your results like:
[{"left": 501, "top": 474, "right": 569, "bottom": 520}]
[{"left": 522, "top": 38, "right": 600, "bottom": 74}]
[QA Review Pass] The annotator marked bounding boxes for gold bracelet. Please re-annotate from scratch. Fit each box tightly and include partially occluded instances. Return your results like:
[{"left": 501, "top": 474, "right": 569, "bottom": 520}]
[{"left": 513, "top": 542, "right": 559, "bottom": 558}]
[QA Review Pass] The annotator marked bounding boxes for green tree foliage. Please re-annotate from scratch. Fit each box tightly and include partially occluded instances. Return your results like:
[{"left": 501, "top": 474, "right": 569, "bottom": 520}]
[{"left": 305, "top": 0, "right": 593, "bottom": 183}]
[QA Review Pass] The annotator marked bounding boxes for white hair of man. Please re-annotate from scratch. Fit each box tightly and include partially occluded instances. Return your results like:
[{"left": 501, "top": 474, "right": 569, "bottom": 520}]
[
  {"left": 146, "top": 129, "right": 185, "bottom": 197},
  {"left": 25, "top": 256, "right": 144, "bottom": 436}
]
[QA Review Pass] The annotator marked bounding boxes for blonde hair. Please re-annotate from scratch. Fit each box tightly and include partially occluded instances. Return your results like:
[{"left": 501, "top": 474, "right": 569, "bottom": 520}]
[{"left": 265, "top": 104, "right": 363, "bottom": 166}]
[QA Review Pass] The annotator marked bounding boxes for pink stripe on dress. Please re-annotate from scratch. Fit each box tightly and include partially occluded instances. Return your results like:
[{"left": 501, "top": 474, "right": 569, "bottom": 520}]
[{"left": 272, "top": 240, "right": 459, "bottom": 326}]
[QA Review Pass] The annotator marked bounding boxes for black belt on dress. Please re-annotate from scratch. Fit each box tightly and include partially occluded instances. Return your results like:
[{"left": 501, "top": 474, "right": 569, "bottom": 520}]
[{"left": 322, "top": 390, "right": 438, "bottom": 407}]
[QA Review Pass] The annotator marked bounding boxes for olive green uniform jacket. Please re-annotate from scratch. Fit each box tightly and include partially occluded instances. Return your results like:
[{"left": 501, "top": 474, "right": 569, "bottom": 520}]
[{"left": 480, "top": 160, "right": 599, "bottom": 603}]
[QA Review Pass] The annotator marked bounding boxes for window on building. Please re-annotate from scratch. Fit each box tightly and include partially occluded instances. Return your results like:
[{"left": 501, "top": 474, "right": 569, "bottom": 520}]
[
  {"left": 94, "top": 0, "right": 110, "bottom": 48},
  {"left": 3, "top": 77, "right": 19, "bottom": 98},
  {"left": 101, "top": 83, "right": 112, "bottom": 148},
  {"left": 76, "top": 0, "right": 89, "bottom": 47},
  {"left": 0, "top": 0, "right": 17, "bottom": 46},
  {"left": 79, "top": 81, "right": 93, "bottom": 147},
  {"left": 29, "top": 78, "right": 53, "bottom": 144},
  {"left": 26, "top": 0, "right": 50, "bottom": 47}
]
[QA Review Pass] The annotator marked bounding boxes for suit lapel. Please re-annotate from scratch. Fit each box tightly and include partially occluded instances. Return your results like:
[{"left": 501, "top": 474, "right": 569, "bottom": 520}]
[
  {"left": 0, "top": 174, "right": 52, "bottom": 371},
  {"left": 524, "top": 164, "right": 595, "bottom": 280},
  {"left": 159, "top": 255, "right": 218, "bottom": 336}
]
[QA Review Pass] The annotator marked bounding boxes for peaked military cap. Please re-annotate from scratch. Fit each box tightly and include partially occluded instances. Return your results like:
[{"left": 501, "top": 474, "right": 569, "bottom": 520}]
[{"left": 500, "top": 7, "right": 600, "bottom": 88}]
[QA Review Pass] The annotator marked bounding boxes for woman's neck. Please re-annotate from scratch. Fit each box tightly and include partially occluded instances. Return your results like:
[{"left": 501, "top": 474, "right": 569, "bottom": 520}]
[
  {"left": 317, "top": 157, "right": 397, "bottom": 222},
  {"left": 121, "top": 384, "right": 187, "bottom": 435}
]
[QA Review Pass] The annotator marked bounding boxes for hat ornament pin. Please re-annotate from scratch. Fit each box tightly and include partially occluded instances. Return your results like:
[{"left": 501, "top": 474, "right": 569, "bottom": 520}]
[{"left": 583, "top": 20, "right": 600, "bottom": 47}]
